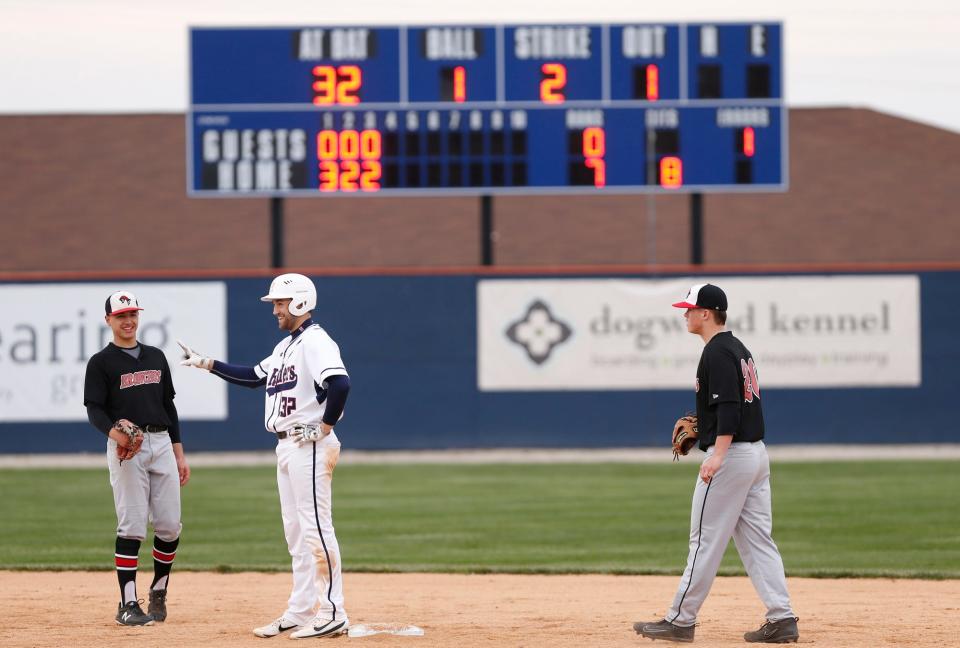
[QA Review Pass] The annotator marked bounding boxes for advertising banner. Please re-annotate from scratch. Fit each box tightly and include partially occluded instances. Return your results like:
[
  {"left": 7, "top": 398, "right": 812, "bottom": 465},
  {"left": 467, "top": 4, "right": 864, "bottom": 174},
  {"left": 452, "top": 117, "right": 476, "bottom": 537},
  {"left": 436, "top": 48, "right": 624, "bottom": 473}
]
[
  {"left": 478, "top": 276, "right": 920, "bottom": 390},
  {"left": 0, "top": 282, "right": 228, "bottom": 421}
]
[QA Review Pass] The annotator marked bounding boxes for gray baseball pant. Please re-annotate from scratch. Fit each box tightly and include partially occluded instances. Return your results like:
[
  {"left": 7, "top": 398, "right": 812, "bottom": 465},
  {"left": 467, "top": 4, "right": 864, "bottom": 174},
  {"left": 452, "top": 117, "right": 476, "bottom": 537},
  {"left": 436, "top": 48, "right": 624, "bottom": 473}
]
[
  {"left": 107, "top": 432, "right": 182, "bottom": 541},
  {"left": 666, "top": 441, "right": 795, "bottom": 627}
]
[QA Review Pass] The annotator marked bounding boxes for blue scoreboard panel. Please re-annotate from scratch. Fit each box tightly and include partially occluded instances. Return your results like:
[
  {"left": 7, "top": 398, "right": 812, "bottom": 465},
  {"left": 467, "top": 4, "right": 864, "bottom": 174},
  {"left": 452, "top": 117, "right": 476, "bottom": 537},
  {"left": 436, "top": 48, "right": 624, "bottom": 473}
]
[{"left": 188, "top": 23, "right": 785, "bottom": 196}]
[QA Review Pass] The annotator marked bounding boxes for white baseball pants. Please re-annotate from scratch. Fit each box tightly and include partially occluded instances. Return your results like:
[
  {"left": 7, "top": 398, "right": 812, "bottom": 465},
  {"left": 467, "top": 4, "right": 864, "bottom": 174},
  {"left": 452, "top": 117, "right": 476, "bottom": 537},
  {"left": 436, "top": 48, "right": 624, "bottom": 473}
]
[{"left": 275, "top": 431, "right": 346, "bottom": 625}]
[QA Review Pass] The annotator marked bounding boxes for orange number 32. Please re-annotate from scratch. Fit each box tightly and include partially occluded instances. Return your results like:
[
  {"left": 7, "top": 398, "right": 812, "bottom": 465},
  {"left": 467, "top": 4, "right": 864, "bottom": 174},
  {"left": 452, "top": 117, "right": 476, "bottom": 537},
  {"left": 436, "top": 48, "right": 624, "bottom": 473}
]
[{"left": 312, "top": 65, "right": 362, "bottom": 105}]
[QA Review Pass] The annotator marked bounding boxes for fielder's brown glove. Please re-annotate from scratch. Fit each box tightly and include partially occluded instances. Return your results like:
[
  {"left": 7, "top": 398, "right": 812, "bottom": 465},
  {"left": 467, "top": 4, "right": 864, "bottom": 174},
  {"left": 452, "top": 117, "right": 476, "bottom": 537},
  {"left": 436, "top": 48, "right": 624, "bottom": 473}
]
[
  {"left": 671, "top": 414, "right": 698, "bottom": 461},
  {"left": 114, "top": 419, "right": 144, "bottom": 461}
]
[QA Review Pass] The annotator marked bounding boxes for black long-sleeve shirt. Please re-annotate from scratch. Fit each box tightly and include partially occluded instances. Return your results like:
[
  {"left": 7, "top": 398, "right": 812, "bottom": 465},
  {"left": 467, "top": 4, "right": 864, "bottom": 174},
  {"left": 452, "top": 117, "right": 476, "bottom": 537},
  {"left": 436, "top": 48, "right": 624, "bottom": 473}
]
[{"left": 83, "top": 343, "right": 181, "bottom": 443}]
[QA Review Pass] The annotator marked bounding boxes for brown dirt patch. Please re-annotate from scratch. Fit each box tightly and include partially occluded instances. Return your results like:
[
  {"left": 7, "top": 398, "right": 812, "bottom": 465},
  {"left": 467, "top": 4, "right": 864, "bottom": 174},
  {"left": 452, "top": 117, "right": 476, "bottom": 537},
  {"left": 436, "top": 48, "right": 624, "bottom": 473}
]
[{"left": 0, "top": 572, "right": 956, "bottom": 647}]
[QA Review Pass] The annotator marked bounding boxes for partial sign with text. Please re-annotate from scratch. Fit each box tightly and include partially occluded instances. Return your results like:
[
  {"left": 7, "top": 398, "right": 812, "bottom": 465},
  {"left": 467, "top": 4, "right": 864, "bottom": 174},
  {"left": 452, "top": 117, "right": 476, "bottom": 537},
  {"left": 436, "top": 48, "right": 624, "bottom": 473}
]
[
  {"left": 478, "top": 276, "right": 920, "bottom": 391},
  {"left": 0, "top": 282, "right": 228, "bottom": 421}
]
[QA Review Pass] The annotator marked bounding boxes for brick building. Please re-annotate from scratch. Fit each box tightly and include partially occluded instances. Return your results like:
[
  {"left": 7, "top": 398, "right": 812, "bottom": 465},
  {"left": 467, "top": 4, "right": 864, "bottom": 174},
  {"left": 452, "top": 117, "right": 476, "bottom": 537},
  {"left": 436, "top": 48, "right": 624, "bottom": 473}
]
[{"left": 0, "top": 108, "right": 957, "bottom": 273}]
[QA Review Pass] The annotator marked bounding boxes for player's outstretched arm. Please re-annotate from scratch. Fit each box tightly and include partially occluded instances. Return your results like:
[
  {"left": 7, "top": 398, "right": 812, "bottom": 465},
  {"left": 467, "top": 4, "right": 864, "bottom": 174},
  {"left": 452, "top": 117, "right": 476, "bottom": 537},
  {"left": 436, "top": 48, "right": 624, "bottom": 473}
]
[
  {"left": 178, "top": 340, "right": 214, "bottom": 370},
  {"left": 210, "top": 361, "right": 267, "bottom": 388},
  {"left": 178, "top": 340, "right": 267, "bottom": 389}
]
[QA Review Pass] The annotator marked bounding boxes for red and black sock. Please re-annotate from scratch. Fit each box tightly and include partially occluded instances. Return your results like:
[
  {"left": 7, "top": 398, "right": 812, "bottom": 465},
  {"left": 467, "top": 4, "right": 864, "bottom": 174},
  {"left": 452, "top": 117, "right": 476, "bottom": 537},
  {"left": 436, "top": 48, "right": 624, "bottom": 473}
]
[
  {"left": 150, "top": 535, "right": 179, "bottom": 591},
  {"left": 115, "top": 536, "right": 140, "bottom": 604}
]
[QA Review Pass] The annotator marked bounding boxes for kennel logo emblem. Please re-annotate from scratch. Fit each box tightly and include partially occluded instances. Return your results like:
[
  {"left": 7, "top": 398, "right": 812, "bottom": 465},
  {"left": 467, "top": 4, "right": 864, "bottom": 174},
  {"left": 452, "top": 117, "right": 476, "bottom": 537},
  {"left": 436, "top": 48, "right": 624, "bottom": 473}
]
[{"left": 505, "top": 300, "right": 573, "bottom": 365}]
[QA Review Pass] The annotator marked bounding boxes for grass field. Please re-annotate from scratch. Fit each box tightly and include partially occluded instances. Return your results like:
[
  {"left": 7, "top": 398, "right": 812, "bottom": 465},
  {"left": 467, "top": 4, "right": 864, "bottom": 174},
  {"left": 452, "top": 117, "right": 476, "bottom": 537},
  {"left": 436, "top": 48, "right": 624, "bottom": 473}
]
[{"left": 1, "top": 461, "right": 957, "bottom": 578}]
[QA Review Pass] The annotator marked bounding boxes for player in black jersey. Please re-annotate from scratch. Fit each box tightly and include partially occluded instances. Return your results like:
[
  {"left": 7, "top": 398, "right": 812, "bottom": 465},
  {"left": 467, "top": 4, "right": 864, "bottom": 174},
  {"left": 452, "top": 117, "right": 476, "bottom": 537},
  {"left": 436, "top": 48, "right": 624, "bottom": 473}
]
[
  {"left": 634, "top": 284, "right": 799, "bottom": 644},
  {"left": 83, "top": 291, "right": 190, "bottom": 627}
]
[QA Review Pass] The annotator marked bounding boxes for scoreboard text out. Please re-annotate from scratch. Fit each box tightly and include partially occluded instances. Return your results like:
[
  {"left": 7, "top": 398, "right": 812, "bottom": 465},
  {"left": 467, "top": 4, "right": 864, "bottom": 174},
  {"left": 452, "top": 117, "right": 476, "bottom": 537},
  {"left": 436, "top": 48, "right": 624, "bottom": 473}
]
[{"left": 188, "top": 23, "right": 786, "bottom": 196}]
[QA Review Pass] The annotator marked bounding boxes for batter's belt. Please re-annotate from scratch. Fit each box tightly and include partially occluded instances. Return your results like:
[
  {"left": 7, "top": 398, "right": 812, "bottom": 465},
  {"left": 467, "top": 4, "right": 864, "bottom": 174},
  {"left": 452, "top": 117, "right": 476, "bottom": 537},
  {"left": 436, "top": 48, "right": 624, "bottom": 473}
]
[{"left": 272, "top": 424, "right": 320, "bottom": 440}]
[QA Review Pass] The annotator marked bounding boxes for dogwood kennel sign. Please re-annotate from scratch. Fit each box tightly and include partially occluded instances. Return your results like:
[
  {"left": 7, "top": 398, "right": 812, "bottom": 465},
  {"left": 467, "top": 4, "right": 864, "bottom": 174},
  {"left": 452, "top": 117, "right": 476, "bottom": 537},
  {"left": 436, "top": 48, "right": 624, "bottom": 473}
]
[{"left": 477, "top": 276, "right": 921, "bottom": 391}]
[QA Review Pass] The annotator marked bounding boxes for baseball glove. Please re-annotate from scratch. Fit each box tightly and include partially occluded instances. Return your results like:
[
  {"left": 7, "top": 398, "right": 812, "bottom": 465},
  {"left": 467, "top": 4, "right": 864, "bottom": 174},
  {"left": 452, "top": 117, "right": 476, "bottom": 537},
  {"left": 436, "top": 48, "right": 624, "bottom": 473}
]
[
  {"left": 671, "top": 413, "right": 698, "bottom": 461},
  {"left": 114, "top": 419, "right": 144, "bottom": 461}
]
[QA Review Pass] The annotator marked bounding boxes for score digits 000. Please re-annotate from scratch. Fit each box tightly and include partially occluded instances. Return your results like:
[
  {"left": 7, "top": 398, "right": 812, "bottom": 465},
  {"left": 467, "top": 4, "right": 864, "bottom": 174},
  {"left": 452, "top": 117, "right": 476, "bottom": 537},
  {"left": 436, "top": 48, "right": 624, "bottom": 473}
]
[{"left": 189, "top": 22, "right": 785, "bottom": 196}]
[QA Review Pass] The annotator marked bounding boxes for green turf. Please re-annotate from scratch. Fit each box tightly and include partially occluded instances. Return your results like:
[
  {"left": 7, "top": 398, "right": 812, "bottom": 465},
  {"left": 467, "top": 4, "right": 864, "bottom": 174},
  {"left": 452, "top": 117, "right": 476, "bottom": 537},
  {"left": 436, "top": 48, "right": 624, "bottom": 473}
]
[{"left": 0, "top": 461, "right": 957, "bottom": 578}]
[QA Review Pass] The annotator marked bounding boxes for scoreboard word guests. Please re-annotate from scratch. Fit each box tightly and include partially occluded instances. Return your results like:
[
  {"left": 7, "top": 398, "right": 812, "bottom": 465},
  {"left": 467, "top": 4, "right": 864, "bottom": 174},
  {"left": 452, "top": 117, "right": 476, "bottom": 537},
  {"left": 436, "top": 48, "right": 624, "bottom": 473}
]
[{"left": 188, "top": 23, "right": 785, "bottom": 196}]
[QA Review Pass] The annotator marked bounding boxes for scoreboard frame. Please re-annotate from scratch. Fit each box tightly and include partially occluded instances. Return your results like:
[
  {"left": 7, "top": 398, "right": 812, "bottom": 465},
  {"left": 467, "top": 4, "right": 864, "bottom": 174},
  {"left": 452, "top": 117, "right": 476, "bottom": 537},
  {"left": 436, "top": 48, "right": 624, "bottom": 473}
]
[{"left": 187, "top": 22, "right": 787, "bottom": 198}]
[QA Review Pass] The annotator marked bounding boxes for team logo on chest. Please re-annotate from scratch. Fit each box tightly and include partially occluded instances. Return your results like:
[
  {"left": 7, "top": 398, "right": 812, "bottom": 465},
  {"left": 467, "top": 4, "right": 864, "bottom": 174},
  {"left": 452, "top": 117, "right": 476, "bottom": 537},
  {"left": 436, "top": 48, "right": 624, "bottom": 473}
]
[
  {"left": 120, "top": 370, "right": 161, "bottom": 389},
  {"left": 266, "top": 365, "right": 299, "bottom": 395}
]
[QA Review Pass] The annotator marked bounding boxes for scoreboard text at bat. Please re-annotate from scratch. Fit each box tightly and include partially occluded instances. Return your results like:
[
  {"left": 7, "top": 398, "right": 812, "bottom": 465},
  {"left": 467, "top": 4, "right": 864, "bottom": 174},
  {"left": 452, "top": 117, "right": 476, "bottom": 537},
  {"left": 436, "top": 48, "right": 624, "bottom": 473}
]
[{"left": 188, "top": 23, "right": 785, "bottom": 196}]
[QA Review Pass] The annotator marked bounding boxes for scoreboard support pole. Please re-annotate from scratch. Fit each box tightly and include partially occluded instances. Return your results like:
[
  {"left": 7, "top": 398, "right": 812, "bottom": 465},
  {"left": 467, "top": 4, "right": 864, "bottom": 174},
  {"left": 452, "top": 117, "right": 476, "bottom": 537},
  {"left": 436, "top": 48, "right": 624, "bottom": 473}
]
[
  {"left": 690, "top": 193, "right": 704, "bottom": 265},
  {"left": 646, "top": 194, "right": 658, "bottom": 265},
  {"left": 270, "top": 197, "right": 285, "bottom": 268},
  {"left": 481, "top": 195, "right": 494, "bottom": 266}
]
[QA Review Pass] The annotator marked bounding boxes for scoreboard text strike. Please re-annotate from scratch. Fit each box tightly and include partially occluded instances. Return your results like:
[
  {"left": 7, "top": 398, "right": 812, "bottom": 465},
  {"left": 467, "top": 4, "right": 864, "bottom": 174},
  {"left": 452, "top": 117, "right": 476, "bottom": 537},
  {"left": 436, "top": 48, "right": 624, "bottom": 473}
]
[{"left": 188, "top": 23, "right": 785, "bottom": 197}]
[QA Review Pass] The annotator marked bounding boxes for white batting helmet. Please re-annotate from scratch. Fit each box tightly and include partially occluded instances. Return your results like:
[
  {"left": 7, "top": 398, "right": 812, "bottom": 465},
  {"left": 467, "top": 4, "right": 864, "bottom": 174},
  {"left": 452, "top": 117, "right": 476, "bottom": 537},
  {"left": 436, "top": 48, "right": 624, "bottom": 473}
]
[{"left": 260, "top": 273, "right": 317, "bottom": 317}]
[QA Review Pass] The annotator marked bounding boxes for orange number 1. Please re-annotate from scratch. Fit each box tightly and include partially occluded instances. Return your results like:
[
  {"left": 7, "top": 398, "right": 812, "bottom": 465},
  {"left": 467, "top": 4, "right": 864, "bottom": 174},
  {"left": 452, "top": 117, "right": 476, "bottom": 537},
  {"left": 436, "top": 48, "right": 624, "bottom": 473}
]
[
  {"left": 646, "top": 64, "right": 659, "bottom": 101},
  {"left": 453, "top": 66, "right": 467, "bottom": 102}
]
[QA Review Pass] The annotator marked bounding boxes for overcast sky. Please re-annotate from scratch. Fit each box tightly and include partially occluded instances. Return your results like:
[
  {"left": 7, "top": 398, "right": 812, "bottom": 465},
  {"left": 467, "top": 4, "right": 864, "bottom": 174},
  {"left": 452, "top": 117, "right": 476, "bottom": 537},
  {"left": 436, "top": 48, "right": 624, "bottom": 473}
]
[{"left": 1, "top": 0, "right": 957, "bottom": 133}]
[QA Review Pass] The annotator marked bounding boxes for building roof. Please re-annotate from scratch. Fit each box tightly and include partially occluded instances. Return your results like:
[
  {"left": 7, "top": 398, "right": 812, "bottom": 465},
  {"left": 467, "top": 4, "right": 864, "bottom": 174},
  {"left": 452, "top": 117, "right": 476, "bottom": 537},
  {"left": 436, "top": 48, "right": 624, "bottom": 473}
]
[{"left": 0, "top": 108, "right": 957, "bottom": 272}]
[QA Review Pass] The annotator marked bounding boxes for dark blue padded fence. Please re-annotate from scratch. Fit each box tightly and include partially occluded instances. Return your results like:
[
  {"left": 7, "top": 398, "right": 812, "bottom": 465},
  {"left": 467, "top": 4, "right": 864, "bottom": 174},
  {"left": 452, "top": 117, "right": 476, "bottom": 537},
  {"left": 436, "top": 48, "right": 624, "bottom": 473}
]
[{"left": 2, "top": 270, "right": 956, "bottom": 453}]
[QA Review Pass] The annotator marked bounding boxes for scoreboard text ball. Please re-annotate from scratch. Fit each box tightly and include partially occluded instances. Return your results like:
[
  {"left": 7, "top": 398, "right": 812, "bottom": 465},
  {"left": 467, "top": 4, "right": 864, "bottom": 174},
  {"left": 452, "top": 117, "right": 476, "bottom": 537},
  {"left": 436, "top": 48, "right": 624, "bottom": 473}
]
[{"left": 188, "top": 23, "right": 785, "bottom": 197}]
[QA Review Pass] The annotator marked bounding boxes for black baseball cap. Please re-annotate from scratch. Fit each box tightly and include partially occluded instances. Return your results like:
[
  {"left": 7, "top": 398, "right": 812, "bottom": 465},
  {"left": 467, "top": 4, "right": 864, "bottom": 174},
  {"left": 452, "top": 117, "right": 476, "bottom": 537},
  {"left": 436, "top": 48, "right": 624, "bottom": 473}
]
[
  {"left": 672, "top": 283, "right": 727, "bottom": 312},
  {"left": 105, "top": 290, "right": 144, "bottom": 316}
]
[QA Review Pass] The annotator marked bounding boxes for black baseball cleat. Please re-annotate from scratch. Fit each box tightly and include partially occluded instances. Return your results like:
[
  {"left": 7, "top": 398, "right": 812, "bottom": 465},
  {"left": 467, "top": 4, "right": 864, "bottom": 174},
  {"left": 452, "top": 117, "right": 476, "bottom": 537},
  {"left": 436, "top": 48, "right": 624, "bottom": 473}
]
[
  {"left": 115, "top": 599, "right": 155, "bottom": 626},
  {"left": 633, "top": 619, "right": 695, "bottom": 643},
  {"left": 744, "top": 617, "right": 800, "bottom": 643},
  {"left": 147, "top": 588, "right": 167, "bottom": 622}
]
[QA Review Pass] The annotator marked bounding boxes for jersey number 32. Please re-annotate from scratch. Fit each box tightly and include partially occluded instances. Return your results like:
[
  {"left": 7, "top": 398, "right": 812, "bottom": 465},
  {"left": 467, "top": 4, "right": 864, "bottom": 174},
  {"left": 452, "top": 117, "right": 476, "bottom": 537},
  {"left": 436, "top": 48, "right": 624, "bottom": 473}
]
[{"left": 279, "top": 396, "right": 297, "bottom": 417}]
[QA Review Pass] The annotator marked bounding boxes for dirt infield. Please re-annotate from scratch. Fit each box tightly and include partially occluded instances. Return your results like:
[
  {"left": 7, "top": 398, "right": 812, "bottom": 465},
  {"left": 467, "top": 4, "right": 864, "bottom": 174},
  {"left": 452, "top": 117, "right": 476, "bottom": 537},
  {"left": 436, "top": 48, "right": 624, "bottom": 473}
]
[{"left": 0, "top": 572, "right": 956, "bottom": 647}]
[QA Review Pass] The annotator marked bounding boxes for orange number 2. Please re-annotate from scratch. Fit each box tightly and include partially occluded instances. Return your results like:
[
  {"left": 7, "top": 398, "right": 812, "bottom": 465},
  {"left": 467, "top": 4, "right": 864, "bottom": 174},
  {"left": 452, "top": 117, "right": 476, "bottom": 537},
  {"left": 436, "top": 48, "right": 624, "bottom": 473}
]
[
  {"left": 337, "top": 66, "right": 361, "bottom": 104},
  {"left": 540, "top": 63, "right": 566, "bottom": 104}
]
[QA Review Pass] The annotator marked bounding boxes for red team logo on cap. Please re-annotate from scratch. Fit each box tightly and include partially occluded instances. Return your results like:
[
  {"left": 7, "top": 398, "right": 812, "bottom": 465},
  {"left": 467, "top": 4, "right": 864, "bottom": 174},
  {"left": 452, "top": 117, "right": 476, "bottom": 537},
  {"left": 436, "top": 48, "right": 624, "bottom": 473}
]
[{"left": 741, "top": 358, "right": 760, "bottom": 402}]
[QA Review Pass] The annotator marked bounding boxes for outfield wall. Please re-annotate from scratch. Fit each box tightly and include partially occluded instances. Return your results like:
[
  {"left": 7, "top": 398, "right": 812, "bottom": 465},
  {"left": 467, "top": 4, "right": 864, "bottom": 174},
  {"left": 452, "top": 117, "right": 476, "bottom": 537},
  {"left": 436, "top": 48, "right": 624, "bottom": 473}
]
[{"left": 1, "top": 267, "right": 956, "bottom": 453}]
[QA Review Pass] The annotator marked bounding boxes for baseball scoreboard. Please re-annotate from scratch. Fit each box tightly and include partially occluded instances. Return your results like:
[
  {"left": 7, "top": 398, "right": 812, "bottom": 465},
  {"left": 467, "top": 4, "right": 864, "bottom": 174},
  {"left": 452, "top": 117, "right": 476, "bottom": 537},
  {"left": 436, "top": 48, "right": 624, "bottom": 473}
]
[{"left": 188, "top": 23, "right": 785, "bottom": 197}]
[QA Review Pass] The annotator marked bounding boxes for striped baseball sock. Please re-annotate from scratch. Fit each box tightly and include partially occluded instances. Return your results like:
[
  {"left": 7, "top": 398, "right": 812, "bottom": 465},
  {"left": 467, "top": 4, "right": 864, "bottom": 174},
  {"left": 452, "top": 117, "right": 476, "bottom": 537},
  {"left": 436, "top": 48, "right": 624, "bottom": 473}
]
[
  {"left": 115, "top": 536, "right": 141, "bottom": 604},
  {"left": 150, "top": 535, "right": 179, "bottom": 591}
]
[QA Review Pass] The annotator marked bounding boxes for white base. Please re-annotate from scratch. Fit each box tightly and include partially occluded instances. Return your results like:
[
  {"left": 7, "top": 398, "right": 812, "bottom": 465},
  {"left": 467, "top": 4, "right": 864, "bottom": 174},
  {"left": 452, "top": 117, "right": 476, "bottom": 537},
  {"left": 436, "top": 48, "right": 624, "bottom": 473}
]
[{"left": 347, "top": 623, "right": 424, "bottom": 638}]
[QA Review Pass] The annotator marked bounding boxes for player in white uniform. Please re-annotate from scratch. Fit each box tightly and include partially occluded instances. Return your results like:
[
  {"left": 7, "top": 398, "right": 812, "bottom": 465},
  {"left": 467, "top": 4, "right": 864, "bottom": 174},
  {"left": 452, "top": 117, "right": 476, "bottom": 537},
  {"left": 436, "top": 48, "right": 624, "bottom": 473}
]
[{"left": 179, "top": 273, "right": 352, "bottom": 639}]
